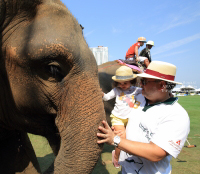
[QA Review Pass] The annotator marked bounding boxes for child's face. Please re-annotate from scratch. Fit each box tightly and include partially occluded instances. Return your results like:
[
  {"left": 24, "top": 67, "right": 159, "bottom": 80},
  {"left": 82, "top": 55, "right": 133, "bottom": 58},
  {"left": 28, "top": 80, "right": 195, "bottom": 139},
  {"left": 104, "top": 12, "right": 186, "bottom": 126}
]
[{"left": 118, "top": 81, "right": 131, "bottom": 90}]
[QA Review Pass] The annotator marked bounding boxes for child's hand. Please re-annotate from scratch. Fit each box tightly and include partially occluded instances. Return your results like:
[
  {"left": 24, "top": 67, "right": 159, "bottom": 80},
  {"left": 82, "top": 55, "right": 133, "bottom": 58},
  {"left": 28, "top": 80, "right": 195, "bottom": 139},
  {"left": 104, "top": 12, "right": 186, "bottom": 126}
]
[
  {"left": 111, "top": 126, "right": 125, "bottom": 137},
  {"left": 115, "top": 130, "right": 125, "bottom": 137}
]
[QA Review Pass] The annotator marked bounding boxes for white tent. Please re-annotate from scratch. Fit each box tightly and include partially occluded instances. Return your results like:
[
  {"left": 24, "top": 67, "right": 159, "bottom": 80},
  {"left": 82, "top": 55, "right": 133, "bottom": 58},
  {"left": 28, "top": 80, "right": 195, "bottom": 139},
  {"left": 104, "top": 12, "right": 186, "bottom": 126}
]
[
  {"left": 186, "top": 85, "right": 195, "bottom": 90},
  {"left": 172, "top": 88, "right": 181, "bottom": 92},
  {"left": 195, "top": 88, "right": 200, "bottom": 93},
  {"left": 180, "top": 85, "right": 195, "bottom": 91},
  {"left": 180, "top": 85, "right": 185, "bottom": 89}
]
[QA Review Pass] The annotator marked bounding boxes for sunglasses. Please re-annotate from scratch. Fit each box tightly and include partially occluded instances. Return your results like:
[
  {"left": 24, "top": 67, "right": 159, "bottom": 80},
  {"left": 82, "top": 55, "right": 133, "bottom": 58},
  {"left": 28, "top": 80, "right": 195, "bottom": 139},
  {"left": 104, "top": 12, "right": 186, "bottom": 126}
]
[{"left": 140, "top": 79, "right": 159, "bottom": 86}]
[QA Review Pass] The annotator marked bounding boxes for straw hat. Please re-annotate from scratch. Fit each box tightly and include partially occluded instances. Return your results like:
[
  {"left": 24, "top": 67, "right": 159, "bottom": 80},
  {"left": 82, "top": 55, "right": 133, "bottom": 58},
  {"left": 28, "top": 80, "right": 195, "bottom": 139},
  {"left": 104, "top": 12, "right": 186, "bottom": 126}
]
[
  {"left": 137, "top": 37, "right": 147, "bottom": 43},
  {"left": 112, "top": 66, "right": 137, "bottom": 82},
  {"left": 137, "top": 61, "right": 182, "bottom": 85}
]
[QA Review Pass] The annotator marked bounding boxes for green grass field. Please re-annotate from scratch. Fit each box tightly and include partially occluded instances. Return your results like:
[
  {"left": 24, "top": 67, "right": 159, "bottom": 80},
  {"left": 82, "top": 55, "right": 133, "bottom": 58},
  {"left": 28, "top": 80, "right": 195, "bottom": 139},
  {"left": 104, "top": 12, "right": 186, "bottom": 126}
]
[{"left": 29, "top": 95, "right": 200, "bottom": 173}]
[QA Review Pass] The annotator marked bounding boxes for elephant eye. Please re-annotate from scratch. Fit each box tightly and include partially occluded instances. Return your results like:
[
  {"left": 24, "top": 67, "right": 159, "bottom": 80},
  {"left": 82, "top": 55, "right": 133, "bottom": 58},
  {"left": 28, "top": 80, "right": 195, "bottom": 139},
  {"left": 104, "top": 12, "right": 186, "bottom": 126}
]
[{"left": 46, "top": 64, "right": 64, "bottom": 81}]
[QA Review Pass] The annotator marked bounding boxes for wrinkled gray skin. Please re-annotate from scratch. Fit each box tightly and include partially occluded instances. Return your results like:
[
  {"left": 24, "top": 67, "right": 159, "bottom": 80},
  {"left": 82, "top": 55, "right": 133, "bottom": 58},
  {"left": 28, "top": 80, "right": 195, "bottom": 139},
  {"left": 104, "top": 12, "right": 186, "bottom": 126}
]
[{"left": 0, "top": 0, "right": 105, "bottom": 173}]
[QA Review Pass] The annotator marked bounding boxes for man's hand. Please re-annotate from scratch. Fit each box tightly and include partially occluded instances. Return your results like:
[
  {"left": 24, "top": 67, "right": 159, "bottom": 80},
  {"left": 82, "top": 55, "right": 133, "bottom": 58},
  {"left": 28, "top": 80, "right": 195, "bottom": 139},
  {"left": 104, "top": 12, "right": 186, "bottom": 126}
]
[
  {"left": 136, "top": 57, "right": 140, "bottom": 62},
  {"left": 97, "top": 120, "right": 115, "bottom": 145}
]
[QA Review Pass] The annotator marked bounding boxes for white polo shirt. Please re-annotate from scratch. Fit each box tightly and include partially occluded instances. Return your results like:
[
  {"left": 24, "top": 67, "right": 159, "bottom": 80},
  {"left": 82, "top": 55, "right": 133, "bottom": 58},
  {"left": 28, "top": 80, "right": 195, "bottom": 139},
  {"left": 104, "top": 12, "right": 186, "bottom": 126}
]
[{"left": 119, "top": 97, "right": 190, "bottom": 174}]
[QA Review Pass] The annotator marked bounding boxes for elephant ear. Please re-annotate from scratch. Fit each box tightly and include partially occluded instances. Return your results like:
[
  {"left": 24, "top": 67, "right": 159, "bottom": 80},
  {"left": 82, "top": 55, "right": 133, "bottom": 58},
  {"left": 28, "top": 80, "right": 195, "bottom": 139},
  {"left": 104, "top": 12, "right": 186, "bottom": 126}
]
[
  {"left": 0, "top": 0, "right": 6, "bottom": 27},
  {"left": 0, "top": 0, "right": 42, "bottom": 27}
]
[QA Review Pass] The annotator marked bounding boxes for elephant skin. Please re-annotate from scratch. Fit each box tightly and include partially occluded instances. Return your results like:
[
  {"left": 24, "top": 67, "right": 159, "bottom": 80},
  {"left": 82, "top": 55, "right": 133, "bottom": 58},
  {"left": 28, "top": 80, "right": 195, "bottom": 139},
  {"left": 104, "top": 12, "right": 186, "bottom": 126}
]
[{"left": 0, "top": 0, "right": 105, "bottom": 173}]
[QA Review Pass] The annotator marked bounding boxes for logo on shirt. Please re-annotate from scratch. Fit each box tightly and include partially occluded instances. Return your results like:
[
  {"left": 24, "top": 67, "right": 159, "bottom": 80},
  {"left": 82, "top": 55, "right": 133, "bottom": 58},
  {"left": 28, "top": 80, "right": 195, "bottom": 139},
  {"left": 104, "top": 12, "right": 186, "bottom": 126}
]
[
  {"left": 125, "top": 153, "right": 144, "bottom": 173},
  {"left": 119, "top": 92, "right": 141, "bottom": 109},
  {"left": 176, "top": 140, "right": 181, "bottom": 145},
  {"left": 168, "top": 140, "right": 181, "bottom": 151},
  {"left": 139, "top": 123, "right": 154, "bottom": 141}
]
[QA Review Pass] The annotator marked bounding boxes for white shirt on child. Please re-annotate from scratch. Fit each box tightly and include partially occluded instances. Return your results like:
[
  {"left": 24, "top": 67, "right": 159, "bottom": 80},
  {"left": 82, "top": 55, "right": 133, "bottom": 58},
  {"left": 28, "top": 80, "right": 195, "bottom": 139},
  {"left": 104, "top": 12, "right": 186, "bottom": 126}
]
[{"left": 102, "top": 86, "right": 142, "bottom": 119}]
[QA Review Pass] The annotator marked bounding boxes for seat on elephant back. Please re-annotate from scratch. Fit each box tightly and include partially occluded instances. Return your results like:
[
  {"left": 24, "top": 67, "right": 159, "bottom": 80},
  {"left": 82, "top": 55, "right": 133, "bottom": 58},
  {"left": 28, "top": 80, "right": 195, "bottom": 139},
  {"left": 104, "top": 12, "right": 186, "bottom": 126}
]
[{"left": 115, "top": 59, "right": 143, "bottom": 73}]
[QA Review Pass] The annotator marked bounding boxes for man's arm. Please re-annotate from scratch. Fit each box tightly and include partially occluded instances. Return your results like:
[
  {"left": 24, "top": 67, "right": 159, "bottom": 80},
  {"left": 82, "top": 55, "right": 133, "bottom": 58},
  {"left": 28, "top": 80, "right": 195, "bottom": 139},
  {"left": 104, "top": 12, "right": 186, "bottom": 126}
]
[
  {"left": 117, "top": 139, "right": 168, "bottom": 162},
  {"left": 135, "top": 46, "right": 139, "bottom": 58},
  {"left": 97, "top": 120, "right": 168, "bottom": 162}
]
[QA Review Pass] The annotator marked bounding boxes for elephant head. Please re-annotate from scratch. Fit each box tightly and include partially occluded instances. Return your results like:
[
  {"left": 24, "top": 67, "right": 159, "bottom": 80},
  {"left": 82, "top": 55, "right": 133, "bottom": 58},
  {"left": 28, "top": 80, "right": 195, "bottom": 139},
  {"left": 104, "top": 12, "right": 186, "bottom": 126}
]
[{"left": 0, "top": 0, "right": 105, "bottom": 173}]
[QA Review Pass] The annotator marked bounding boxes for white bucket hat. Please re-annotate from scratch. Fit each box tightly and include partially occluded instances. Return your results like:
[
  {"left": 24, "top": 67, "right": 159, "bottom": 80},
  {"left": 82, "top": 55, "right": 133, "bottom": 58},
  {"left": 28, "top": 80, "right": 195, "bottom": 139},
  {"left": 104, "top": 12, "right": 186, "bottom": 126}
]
[
  {"left": 137, "top": 61, "right": 182, "bottom": 85},
  {"left": 112, "top": 66, "right": 137, "bottom": 82},
  {"left": 146, "top": 40, "right": 154, "bottom": 46}
]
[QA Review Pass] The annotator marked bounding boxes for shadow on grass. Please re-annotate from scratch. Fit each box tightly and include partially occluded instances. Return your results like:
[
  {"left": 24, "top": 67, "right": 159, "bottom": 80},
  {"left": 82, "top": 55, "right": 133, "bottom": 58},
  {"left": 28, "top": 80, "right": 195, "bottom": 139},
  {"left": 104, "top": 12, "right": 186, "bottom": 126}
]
[
  {"left": 37, "top": 153, "right": 55, "bottom": 173},
  {"left": 37, "top": 144, "right": 121, "bottom": 174},
  {"left": 92, "top": 144, "right": 121, "bottom": 174},
  {"left": 92, "top": 155, "right": 110, "bottom": 174},
  {"left": 176, "top": 159, "right": 187, "bottom": 162},
  {"left": 103, "top": 143, "right": 114, "bottom": 153},
  {"left": 92, "top": 155, "right": 121, "bottom": 174}
]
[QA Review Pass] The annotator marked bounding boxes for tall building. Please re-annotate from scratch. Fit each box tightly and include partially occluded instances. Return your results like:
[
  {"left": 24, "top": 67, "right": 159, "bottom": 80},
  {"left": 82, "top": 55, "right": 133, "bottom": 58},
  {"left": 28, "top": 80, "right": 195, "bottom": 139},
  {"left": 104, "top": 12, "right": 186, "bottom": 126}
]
[{"left": 90, "top": 46, "right": 108, "bottom": 65}]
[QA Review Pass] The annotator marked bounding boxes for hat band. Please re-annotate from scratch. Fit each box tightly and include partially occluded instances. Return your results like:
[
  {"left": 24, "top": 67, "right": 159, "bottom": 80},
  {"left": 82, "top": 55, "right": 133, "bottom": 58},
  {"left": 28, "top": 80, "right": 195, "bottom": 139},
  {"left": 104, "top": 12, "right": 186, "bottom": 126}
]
[
  {"left": 145, "top": 69, "right": 175, "bottom": 81},
  {"left": 116, "top": 75, "right": 133, "bottom": 80}
]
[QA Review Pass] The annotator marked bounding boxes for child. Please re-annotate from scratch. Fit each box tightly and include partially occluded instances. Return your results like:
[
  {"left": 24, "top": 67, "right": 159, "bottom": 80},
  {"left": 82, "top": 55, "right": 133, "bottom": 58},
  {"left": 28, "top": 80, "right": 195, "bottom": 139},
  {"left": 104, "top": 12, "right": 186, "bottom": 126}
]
[{"left": 102, "top": 66, "right": 141, "bottom": 168}]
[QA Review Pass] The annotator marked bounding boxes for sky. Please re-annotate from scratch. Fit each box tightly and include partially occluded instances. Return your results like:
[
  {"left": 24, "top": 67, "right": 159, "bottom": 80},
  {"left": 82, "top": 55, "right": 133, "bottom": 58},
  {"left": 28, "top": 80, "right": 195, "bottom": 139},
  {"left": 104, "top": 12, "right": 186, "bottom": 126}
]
[{"left": 62, "top": 0, "right": 200, "bottom": 89}]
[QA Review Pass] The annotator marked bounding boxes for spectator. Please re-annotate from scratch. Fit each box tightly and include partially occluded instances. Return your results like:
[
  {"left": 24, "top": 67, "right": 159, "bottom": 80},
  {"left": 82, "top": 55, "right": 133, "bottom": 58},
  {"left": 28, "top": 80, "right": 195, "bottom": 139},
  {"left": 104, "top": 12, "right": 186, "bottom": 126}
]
[{"left": 97, "top": 61, "right": 190, "bottom": 174}]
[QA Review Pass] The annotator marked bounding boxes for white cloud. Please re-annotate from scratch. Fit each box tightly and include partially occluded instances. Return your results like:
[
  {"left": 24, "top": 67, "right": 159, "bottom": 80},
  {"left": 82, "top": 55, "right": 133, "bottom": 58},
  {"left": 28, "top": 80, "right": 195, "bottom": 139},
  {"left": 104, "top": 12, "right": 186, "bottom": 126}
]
[
  {"left": 112, "top": 26, "right": 122, "bottom": 34},
  {"left": 157, "top": 3, "right": 200, "bottom": 33},
  {"left": 193, "top": 12, "right": 200, "bottom": 17},
  {"left": 84, "top": 30, "right": 95, "bottom": 37},
  {"left": 158, "top": 18, "right": 194, "bottom": 34},
  {"left": 152, "top": 33, "right": 200, "bottom": 56},
  {"left": 153, "top": 50, "right": 189, "bottom": 60}
]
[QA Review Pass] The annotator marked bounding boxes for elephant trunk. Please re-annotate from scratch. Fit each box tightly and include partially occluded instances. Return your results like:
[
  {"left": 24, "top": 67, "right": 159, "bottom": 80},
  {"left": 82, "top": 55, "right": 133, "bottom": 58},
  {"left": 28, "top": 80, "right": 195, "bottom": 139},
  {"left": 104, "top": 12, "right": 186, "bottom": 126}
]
[{"left": 54, "top": 73, "right": 105, "bottom": 174}]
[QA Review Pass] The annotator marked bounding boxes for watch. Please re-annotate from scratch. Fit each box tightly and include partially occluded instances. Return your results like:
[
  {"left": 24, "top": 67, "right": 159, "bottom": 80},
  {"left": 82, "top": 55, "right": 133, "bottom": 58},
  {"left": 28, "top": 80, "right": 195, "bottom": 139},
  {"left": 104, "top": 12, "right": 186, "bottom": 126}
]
[{"left": 113, "top": 135, "right": 121, "bottom": 147}]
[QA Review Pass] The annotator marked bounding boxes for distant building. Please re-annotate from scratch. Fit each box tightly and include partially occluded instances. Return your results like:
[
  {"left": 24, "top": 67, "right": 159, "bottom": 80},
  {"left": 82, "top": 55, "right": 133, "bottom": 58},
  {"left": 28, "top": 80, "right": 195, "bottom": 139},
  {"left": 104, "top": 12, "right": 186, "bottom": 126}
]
[{"left": 90, "top": 46, "right": 108, "bottom": 65}]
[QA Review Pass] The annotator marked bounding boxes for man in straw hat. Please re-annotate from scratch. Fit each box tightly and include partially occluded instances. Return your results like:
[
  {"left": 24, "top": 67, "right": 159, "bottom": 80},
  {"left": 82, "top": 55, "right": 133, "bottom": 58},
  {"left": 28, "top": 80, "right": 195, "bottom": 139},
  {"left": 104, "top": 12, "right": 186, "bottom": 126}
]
[{"left": 97, "top": 61, "right": 190, "bottom": 174}]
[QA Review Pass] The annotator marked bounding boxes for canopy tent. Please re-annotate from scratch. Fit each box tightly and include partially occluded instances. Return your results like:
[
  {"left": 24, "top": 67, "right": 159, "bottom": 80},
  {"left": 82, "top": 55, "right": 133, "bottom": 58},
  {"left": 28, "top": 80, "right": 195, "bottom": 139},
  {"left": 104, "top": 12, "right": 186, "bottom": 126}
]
[
  {"left": 172, "top": 88, "right": 181, "bottom": 92},
  {"left": 195, "top": 88, "right": 200, "bottom": 93},
  {"left": 180, "top": 85, "right": 195, "bottom": 91}
]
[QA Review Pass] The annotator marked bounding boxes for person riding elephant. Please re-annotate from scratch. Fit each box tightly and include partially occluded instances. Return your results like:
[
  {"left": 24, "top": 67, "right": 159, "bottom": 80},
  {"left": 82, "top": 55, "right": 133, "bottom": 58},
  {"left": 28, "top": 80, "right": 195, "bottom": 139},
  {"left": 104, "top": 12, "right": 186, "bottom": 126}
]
[
  {"left": 0, "top": 0, "right": 105, "bottom": 173},
  {"left": 125, "top": 37, "right": 147, "bottom": 63},
  {"left": 139, "top": 40, "right": 155, "bottom": 68}
]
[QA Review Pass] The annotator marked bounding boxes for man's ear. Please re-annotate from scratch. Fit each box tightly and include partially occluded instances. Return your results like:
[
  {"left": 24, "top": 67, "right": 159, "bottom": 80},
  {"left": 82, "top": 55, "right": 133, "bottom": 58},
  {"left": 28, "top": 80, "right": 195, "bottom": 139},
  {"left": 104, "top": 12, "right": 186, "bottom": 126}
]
[{"left": 158, "top": 81, "right": 167, "bottom": 91}]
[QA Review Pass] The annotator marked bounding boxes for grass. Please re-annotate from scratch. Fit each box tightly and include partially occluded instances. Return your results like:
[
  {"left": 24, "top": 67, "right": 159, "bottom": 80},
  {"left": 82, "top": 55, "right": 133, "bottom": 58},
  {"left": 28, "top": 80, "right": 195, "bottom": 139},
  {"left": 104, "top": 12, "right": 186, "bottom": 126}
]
[
  {"left": 29, "top": 95, "right": 200, "bottom": 173},
  {"left": 170, "top": 96, "right": 200, "bottom": 174},
  {"left": 28, "top": 134, "right": 55, "bottom": 172}
]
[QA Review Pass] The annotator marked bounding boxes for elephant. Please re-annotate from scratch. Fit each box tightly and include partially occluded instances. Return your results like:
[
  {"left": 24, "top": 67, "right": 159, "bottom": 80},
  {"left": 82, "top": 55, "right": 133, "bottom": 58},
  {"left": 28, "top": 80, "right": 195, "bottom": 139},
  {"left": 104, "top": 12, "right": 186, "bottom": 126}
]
[
  {"left": 98, "top": 61, "right": 140, "bottom": 125},
  {"left": 0, "top": 0, "right": 105, "bottom": 173}
]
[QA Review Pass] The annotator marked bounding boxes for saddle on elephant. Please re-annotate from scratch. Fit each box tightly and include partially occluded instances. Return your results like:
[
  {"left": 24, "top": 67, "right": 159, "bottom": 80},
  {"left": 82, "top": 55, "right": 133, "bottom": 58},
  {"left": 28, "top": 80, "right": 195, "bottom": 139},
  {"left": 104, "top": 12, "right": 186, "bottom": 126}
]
[{"left": 115, "top": 59, "right": 143, "bottom": 73}]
